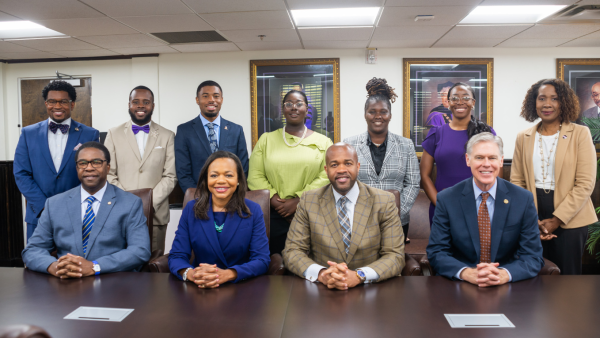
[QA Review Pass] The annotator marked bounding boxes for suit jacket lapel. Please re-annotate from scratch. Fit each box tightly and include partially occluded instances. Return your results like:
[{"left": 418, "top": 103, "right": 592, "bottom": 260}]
[
  {"left": 346, "top": 183, "right": 371, "bottom": 262},
  {"left": 523, "top": 125, "right": 536, "bottom": 197},
  {"left": 58, "top": 121, "right": 83, "bottom": 175},
  {"left": 139, "top": 123, "right": 159, "bottom": 167},
  {"left": 193, "top": 116, "right": 212, "bottom": 155},
  {"left": 38, "top": 120, "right": 57, "bottom": 174},
  {"left": 68, "top": 187, "right": 84, "bottom": 256},
  {"left": 490, "top": 179, "right": 510, "bottom": 261},
  {"left": 379, "top": 134, "right": 397, "bottom": 175},
  {"left": 460, "top": 179, "right": 480, "bottom": 259},
  {"left": 219, "top": 211, "right": 243, "bottom": 254},
  {"left": 85, "top": 184, "right": 116, "bottom": 258},
  {"left": 199, "top": 200, "right": 229, "bottom": 266},
  {"left": 356, "top": 133, "right": 376, "bottom": 178},
  {"left": 554, "top": 122, "right": 574, "bottom": 184},
  {"left": 124, "top": 121, "right": 142, "bottom": 162},
  {"left": 219, "top": 119, "right": 229, "bottom": 149},
  {"left": 319, "top": 187, "right": 347, "bottom": 260}
]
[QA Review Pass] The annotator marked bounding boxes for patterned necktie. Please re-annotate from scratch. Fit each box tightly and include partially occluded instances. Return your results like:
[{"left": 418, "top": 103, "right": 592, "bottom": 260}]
[
  {"left": 82, "top": 196, "right": 96, "bottom": 255},
  {"left": 206, "top": 123, "right": 218, "bottom": 153},
  {"left": 478, "top": 192, "right": 491, "bottom": 263},
  {"left": 337, "top": 196, "right": 351, "bottom": 255},
  {"left": 132, "top": 124, "right": 150, "bottom": 134},
  {"left": 49, "top": 121, "right": 69, "bottom": 134}
]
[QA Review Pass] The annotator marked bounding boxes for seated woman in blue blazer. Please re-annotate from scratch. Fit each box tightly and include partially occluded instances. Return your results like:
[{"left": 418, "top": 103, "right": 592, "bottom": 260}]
[{"left": 169, "top": 151, "right": 270, "bottom": 288}]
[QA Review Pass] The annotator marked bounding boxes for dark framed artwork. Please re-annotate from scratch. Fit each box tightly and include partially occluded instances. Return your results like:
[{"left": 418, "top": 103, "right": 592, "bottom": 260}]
[
  {"left": 250, "top": 58, "right": 340, "bottom": 148},
  {"left": 402, "top": 58, "right": 494, "bottom": 156},
  {"left": 557, "top": 58, "right": 600, "bottom": 155}
]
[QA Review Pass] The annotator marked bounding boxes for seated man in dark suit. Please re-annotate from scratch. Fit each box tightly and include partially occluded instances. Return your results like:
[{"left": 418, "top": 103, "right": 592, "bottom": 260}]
[
  {"left": 581, "top": 81, "right": 600, "bottom": 119},
  {"left": 22, "top": 142, "right": 151, "bottom": 278},
  {"left": 427, "top": 133, "right": 543, "bottom": 287}
]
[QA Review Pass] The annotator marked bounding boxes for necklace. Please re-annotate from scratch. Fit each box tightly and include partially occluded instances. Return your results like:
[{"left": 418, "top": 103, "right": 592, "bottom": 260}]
[
  {"left": 282, "top": 125, "right": 308, "bottom": 147},
  {"left": 538, "top": 124, "right": 561, "bottom": 194},
  {"left": 214, "top": 221, "right": 224, "bottom": 233}
]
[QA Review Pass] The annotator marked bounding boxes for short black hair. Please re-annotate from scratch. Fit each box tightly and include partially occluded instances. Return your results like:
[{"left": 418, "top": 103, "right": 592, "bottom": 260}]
[
  {"left": 129, "top": 85, "right": 154, "bottom": 100},
  {"left": 196, "top": 80, "right": 222, "bottom": 97},
  {"left": 42, "top": 80, "right": 77, "bottom": 101},
  {"left": 75, "top": 141, "right": 110, "bottom": 164}
]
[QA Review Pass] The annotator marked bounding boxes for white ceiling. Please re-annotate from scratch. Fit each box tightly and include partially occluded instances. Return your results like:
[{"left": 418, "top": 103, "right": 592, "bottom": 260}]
[{"left": 0, "top": 0, "right": 598, "bottom": 60}]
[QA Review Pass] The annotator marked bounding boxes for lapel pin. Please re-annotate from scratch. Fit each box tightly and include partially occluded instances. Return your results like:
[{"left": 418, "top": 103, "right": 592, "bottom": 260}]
[
  {"left": 108, "top": 201, "right": 112, "bottom": 205},
  {"left": 563, "top": 135, "right": 567, "bottom": 139},
  {"left": 224, "top": 126, "right": 228, "bottom": 130},
  {"left": 75, "top": 127, "right": 79, "bottom": 131},
  {"left": 504, "top": 199, "right": 509, "bottom": 204}
]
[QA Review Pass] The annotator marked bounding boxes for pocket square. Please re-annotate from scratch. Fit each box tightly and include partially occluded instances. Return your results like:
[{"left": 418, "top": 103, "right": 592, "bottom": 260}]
[
  {"left": 74, "top": 143, "right": 82, "bottom": 151},
  {"left": 154, "top": 146, "right": 163, "bottom": 149}
]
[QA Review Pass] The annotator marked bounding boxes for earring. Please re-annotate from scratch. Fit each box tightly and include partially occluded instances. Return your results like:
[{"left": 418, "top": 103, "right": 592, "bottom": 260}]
[{"left": 237, "top": 183, "right": 239, "bottom": 186}]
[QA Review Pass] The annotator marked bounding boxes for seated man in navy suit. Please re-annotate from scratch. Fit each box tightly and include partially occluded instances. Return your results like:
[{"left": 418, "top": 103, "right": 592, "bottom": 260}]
[
  {"left": 22, "top": 142, "right": 151, "bottom": 278},
  {"left": 175, "top": 80, "right": 249, "bottom": 194},
  {"left": 427, "top": 133, "right": 543, "bottom": 287}
]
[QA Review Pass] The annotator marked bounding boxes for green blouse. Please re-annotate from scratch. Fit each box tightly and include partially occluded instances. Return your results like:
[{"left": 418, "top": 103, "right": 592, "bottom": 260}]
[{"left": 248, "top": 128, "right": 333, "bottom": 199}]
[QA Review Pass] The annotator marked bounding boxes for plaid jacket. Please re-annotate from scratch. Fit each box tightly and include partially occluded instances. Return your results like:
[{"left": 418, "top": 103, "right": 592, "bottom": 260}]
[
  {"left": 282, "top": 182, "right": 405, "bottom": 281},
  {"left": 343, "top": 132, "right": 420, "bottom": 225}
]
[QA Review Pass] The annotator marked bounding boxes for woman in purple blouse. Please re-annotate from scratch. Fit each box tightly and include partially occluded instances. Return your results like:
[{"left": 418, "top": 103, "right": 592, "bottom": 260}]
[{"left": 420, "top": 82, "right": 496, "bottom": 226}]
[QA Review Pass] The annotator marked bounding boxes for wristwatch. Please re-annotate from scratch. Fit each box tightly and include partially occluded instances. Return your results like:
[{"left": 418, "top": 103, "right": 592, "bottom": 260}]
[
  {"left": 356, "top": 269, "right": 366, "bottom": 283},
  {"left": 92, "top": 261, "right": 101, "bottom": 275},
  {"left": 183, "top": 268, "right": 193, "bottom": 282}
]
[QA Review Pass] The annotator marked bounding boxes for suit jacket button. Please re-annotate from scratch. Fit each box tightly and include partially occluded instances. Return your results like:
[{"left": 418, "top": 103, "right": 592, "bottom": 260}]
[
  {"left": 57, "top": 175, "right": 60, "bottom": 179},
  {"left": 139, "top": 169, "right": 142, "bottom": 173}
]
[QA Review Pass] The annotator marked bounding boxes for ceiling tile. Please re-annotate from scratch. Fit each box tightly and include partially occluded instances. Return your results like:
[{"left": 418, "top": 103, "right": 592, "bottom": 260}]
[
  {"left": 169, "top": 42, "right": 240, "bottom": 52},
  {"left": 304, "top": 40, "right": 368, "bottom": 49},
  {"left": 115, "top": 14, "right": 213, "bottom": 33},
  {"left": 560, "top": 38, "right": 600, "bottom": 47},
  {"left": 0, "top": 51, "right": 62, "bottom": 59},
  {"left": 433, "top": 38, "right": 505, "bottom": 47},
  {"left": 497, "top": 38, "right": 572, "bottom": 47},
  {"left": 183, "top": 0, "right": 287, "bottom": 13},
  {"left": 370, "top": 39, "right": 436, "bottom": 47},
  {"left": 386, "top": 0, "right": 480, "bottom": 6},
  {"left": 80, "top": 0, "right": 193, "bottom": 16},
  {"left": 0, "top": 0, "right": 103, "bottom": 20},
  {"left": 201, "top": 11, "right": 294, "bottom": 30},
  {"left": 78, "top": 34, "right": 167, "bottom": 49},
  {"left": 480, "top": 0, "right": 578, "bottom": 4},
  {"left": 577, "top": 0, "right": 600, "bottom": 4},
  {"left": 0, "top": 42, "right": 39, "bottom": 53},
  {"left": 236, "top": 40, "right": 302, "bottom": 51},
  {"left": 378, "top": 6, "right": 476, "bottom": 27},
  {"left": 220, "top": 29, "right": 299, "bottom": 42},
  {"left": 444, "top": 25, "right": 533, "bottom": 39},
  {"left": 34, "top": 18, "right": 140, "bottom": 37},
  {"left": 109, "top": 45, "right": 180, "bottom": 54},
  {"left": 372, "top": 26, "right": 451, "bottom": 40},
  {"left": 9, "top": 37, "right": 100, "bottom": 51},
  {"left": 52, "top": 49, "right": 121, "bottom": 57},
  {"left": 512, "top": 24, "right": 600, "bottom": 39},
  {"left": 299, "top": 27, "right": 373, "bottom": 41},
  {"left": 287, "top": 0, "right": 384, "bottom": 10},
  {"left": 0, "top": 10, "right": 19, "bottom": 20},
  {"left": 573, "top": 29, "right": 600, "bottom": 40}
]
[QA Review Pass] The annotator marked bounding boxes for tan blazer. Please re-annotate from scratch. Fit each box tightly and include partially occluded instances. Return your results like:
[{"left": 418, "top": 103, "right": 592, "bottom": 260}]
[
  {"left": 511, "top": 121, "right": 597, "bottom": 229},
  {"left": 282, "top": 182, "right": 405, "bottom": 281},
  {"left": 105, "top": 121, "right": 177, "bottom": 226}
]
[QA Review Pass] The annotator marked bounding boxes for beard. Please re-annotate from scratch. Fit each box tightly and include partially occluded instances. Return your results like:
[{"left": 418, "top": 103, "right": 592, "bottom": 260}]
[
  {"left": 129, "top": 107, "right": 153, "bottom": 126},
  {"left": 202, "top": 111, "right": 219, "bottom": 119}
]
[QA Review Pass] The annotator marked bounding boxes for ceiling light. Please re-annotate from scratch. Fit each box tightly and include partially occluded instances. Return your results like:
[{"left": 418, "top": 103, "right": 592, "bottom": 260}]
[
  {"left": 291, "top": 7, "right": 380, "bottom": 28},
  {"left": 0, "top": 21, "right": 64, "bottom": 39},
  {"left": 460, "top": 6, "right": 567, "bottom": 24}
]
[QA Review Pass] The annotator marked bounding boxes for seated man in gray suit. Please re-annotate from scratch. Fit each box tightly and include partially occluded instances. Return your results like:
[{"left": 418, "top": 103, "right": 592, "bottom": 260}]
[
  {"left": 581, "top": 82, "right": 600, "bottom": 119},
  {"left": 22, "top": 141, "right": 151, "bottom": 278}
]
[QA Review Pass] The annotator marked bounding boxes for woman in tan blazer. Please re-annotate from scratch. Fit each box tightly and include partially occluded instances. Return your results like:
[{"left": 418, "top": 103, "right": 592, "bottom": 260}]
[{"left": 511, "top": 78, "right": 597, "bottom": 275}]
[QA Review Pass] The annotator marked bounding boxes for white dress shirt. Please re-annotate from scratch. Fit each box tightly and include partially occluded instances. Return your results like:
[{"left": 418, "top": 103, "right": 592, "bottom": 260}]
[
  {"left": 47, "top": 117, "right": 71, "bottom": 172},
  {"left": 303, "top": 182, "right": 380, "bottom": 283},
  {"left": 80, "top": 182, "right": 107, "bottom": 222},
  {"left": 133, "top": 121, "right": 151, "bottom": 158}
]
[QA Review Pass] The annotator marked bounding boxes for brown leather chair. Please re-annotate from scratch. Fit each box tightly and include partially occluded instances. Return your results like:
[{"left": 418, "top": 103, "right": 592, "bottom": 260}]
[
  {"left": 385, "top": 189, "right": 422, "bottom": 276},
  {"left": 149, "top": 188, "right": 285, "bottom": 275},
  {"left": 404, "top": 190, "right": 432, "bottom": 275},
  {"left": 127, "top": 188, "right": 163, "bottom": 271},
  {"left": 0, "top": 325, "right": 51, "bottom": 338}
]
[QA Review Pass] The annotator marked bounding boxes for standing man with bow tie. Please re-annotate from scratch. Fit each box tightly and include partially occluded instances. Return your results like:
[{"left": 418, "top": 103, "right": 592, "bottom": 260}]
[
  {"left": 14, "top": 80, "right": 99, "bottom": 241},
  {"left": 104, "top": 85, "right": 176, "bottom": 252}
]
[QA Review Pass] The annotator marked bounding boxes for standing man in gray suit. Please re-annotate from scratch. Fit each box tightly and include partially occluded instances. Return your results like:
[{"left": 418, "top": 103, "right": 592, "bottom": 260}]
[
  {"left": 22, "top": 142, "right": 151, "bottom": 277},
  {"left": 581, "top": 82, "right": 600, "bottom": 119}
]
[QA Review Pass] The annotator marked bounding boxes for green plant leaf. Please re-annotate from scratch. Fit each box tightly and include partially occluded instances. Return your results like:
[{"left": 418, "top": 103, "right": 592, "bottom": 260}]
[
  {"left": 581, "top": 117, "right": 600, "bottom": 142},
  {"left": 586, "top": 222, "right": 600, "bottom": 262}
]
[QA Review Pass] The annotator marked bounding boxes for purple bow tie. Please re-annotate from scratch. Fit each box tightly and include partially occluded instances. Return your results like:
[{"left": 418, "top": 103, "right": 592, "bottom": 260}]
[
  {"left": 49, "top": 121, "right": 69, "bottom": 134},
  {"left": 132, "top": 124, "right": 150, "bottom": 135}
]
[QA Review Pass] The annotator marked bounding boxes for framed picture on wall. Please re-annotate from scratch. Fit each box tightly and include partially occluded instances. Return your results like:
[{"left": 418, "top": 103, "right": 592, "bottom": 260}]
[
  {"left": 249, "top": 58, "right": 340, "bottom": 148},
  {"left": 402, "top": 58, "right": 494, "bottom": 156},
  {"left": 557, "top": 58, "right": 600, "bottom": 155}
]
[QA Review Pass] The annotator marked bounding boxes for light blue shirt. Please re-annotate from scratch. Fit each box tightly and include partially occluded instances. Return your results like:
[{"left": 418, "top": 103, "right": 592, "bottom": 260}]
[
  {"left": 199, "top": 114, "right": 221, "bottom": 147},
  {"left": 456, "top": 179, "right": 512, "bottom": 282}
]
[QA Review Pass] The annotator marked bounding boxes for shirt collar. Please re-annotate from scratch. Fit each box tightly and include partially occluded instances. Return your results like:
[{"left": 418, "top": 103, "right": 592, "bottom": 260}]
[
  {"left": 367, "top": 133, "right": 388, "bottom": 147},
  {"left": 81, "top": 182, "right": 108, "bottom": 204},
  {"left": 132, "top": 121, "right": 151, "bottom": 128},
  {"left": 48, "top": 117, "right": 72, "bottom": 126},
  {"left": 473, "top": 179, "right": 497, "bottom": 201},
  {"left": 332, "top": 181, "right": 360, "bottom": 205},
  {"left": 199, "top": 114, "right": 221, "bottom": 127}
]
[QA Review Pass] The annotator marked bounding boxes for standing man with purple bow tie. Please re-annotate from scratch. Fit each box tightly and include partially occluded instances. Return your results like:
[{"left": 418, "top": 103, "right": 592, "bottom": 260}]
[
  {"left": 104, "top": 86, "right": 176, "bottom": 252},
  {"left": 14, "top": 80, "right": 99, "bottom": 241}
]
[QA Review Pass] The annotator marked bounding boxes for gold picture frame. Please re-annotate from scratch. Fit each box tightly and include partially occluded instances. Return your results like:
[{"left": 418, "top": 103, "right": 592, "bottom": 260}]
[
  {"left": 403, "top": 58, "right": 494, "bottom": 157},
  {"left": 250, "top": 58, "right": 340, "bottom": 148}
]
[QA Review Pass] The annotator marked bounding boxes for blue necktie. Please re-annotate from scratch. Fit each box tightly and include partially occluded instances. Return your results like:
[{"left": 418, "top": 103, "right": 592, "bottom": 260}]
[
  {"left": 207, "top": 123, "right": 218, "bottom": 153},
  {"left": 82, "top": 196, "right": 96, "bottom": 255},
  {"left": 337, "top": 196, "right": 351, "bottom": 255}
]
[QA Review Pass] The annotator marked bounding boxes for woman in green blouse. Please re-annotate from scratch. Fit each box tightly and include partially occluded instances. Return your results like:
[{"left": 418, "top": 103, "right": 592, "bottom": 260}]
[{"left": 248, "top": 90, "right": 333, "bottom": 255}]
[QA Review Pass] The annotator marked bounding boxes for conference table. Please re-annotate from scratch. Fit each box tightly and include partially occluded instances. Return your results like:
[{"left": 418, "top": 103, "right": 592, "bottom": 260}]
[{"left": 0, "top": 268, "right": 598, "bottom": 338}]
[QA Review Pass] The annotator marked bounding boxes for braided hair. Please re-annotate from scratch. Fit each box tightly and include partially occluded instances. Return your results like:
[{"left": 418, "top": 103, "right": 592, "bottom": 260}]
[
  {"left": 364, "top": 77, "right": 398, "bottom": 112},
  {"left": 447, "top": 82, "right": 492, "bottom": 140}
]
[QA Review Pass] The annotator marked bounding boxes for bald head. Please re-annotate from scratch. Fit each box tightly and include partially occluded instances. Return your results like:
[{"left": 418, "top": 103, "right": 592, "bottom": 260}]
[
  {"left": 325, "top": 142, "right": 358, "bottom": 163},
  {"left": 325, "top": 142, "right": 360, "bottom": 195}
]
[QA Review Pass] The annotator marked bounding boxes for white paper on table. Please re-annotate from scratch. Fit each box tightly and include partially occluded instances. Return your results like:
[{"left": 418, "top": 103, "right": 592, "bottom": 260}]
[
  {"left": 445, "top": 314, "right": 515, "bottom": 328},
  {"left": 64, "top": 307, "right": 134, "bottom": 322}
]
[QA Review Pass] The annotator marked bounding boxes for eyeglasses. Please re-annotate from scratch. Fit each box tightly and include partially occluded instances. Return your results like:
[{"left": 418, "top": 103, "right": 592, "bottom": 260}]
[
  {"left": 76, "top": 159, "right": 107, "bottom": 169},
  {"left": 130, "top": 100, "right": 153, "bottom": 106},
  {"left": 592, "top": 93, "right": 600, "bottom": 99},
  {"left": 45, "top": 99, "right": 72, "bottom": 107},
  {"left": 449, "top": 96, "right": 473, "bottom": 103},
  {"left": 284, "top": 102, "right": 305, "bottom": 109}
]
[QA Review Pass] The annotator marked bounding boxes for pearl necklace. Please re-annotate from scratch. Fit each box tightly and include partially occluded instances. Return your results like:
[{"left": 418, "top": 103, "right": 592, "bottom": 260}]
[
  {"left": 538, "top": 124, "right": 561, "bottom": 194},
  {"left": 282, "top": 125, "right": 307, "bottom": 147}
]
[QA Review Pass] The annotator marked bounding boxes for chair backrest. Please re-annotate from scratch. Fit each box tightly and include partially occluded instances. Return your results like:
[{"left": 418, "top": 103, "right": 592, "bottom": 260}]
[
  {"left": 127, "top": 188, "right": 154, "bottom": 241},
  {"left": 408, "top": 190, "right": 431, "bottom": 239}
]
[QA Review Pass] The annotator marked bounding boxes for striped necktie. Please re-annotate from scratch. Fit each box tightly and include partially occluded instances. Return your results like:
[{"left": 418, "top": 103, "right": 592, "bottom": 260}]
[
  {"left": 82, "top": 196, "right": 96, "bottom": 255},
  {"left": 337, "top": 196, "right": 351, "bottom": 255},
  {"left": 478, "top": 192, "right": 491, "bottom": 263},
  {"left": 207, "top": 123, "right": 218, "bottom": 153}
]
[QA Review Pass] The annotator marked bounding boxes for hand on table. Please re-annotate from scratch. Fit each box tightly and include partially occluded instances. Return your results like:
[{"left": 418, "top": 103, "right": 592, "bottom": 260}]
[
  {"left": 318, "top": 261, "right": 362, "bottom": 290},
  {"left": 460, "top": 263, "right": 509, "bottom": 287},
  {"left": 48, "top": 253, "right": 94, "bottom": 279},
  {"left": 275, "top": 197, "right": 299, "bottom": 218},
  {"left": 187, "top": 263, "right": 237, "bottom": 289}
]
